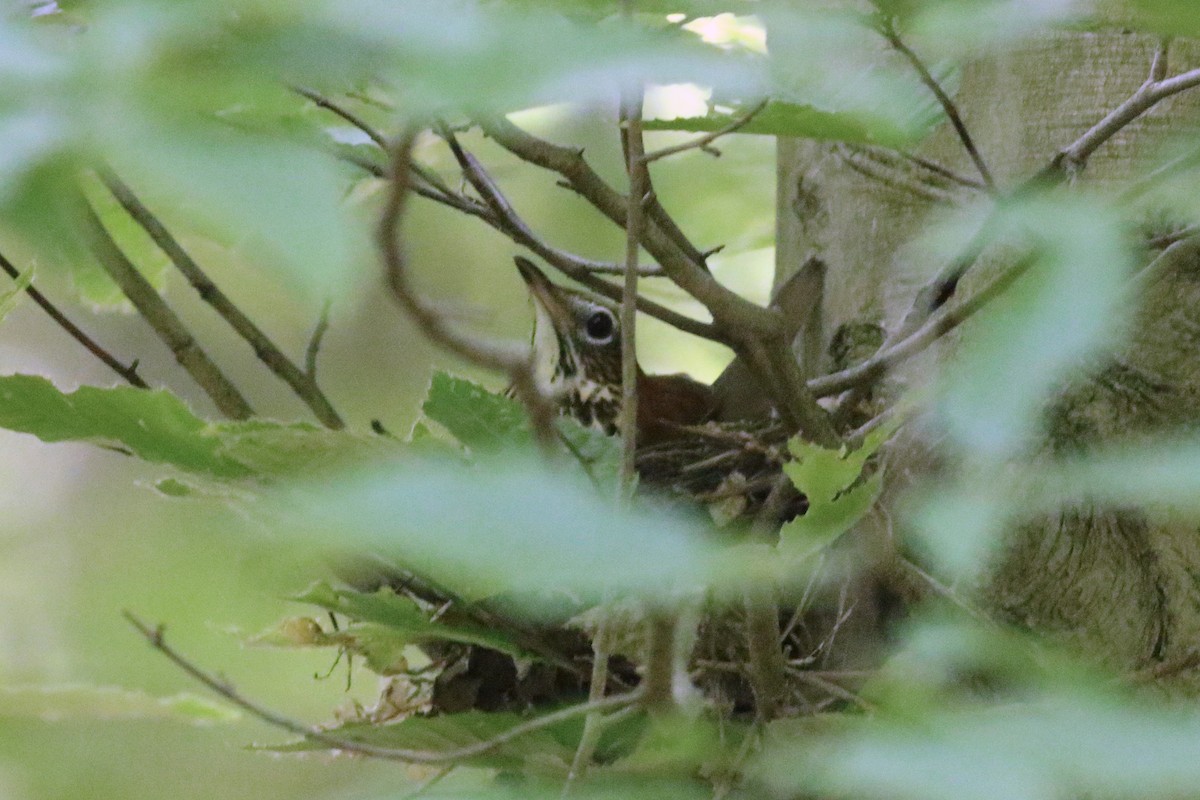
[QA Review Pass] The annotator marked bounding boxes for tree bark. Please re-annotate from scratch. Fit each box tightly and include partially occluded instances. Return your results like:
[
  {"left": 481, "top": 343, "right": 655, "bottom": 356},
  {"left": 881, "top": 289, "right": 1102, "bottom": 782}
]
[{"left": 776, "top": 31, "right": 1200, "bottom": 685}]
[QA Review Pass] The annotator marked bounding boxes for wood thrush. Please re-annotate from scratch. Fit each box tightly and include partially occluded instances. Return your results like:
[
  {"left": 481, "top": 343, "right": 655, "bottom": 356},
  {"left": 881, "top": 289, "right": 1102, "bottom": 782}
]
[{"left": 516, "top": 256, "right": 716, "bottom": 445}]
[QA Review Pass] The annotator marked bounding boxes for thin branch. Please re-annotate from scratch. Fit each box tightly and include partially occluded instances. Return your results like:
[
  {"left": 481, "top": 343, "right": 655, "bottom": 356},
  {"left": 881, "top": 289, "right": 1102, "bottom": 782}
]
[
  {"left": 378, "top": 127, "right": 557, "bottom": 444},
  {"left": 619, "top": 83, "right": 648, "bottom": 490},
  {"left": 305, "top": 300, "right": 332, "bottom": 380},
  {"left": 810, "top": 252, "right": 1036, "bottom": 398},
  {"left": 743, "top": 587, "right": 787, "bottom": 719},
  {"left": 0, "top": 248, "right": 148, "bottom": 388},
  {"left": 640, "top": 611, "right": 676, "bottom": 712},
  {"left": 564, "top": 619, "right": 612, "bottom": 791},
  {"left": 82, "top": 204, "right": 255, "bottom": 420},
  {"left": 437, "top": 128, "right": 724, "bottom": 342},
  {"left": 293, "top": 86, "right": 456, "bottom": 198},
  {"left": 479, "top": 117, "right": 779, "bottom": 334},
  {"left": 1043, "top": 45, "right": 1200, "bottom": 178},
  {"left": 880, "top": 18, "right": 996, "bottom": 192},
  {"left": 640, "top": 99, "right": 768, "bottom": 165},
  {"left": 98, "top": 169, "right": 345, "bottom": 430},
  {"left": 124, "top": 611, "right": 640, "bottom": 765}
]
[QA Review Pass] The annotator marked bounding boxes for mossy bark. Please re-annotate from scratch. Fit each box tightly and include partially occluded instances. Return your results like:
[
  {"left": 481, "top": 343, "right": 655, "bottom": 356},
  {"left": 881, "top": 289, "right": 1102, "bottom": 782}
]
[{"left": 776, "top": 31, "right": 1200, "bottom": 685}]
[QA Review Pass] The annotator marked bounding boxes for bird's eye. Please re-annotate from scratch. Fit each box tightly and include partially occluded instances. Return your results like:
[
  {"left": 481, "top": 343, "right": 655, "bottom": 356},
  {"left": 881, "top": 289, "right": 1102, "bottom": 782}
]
[{"left": 584, "top": 309, "right": 615, "bottom": 343}]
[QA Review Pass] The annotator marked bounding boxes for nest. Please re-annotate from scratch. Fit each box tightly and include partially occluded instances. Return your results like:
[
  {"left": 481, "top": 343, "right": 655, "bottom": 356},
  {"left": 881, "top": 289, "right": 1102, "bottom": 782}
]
[{"left": 635, "top": 420, "right": 808, "bottom": 527}]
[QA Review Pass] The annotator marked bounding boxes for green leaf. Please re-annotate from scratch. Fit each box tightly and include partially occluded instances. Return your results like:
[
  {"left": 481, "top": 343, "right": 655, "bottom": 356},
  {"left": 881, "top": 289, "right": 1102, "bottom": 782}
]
[
  {"left": 421, "top": 371, "right": 531, "bottom": 453},
  {"left": 932, "top": 195, "right": 1135, "bottom": 458},
  {"left": 1092, "top": 0, "right": 1200, "bottom": 38},
  {"left": 889, "top": 0, "right": 1086, "bottom": 57},
  {"left": 291, "top": 581, "right": 533, "bottom": 660},
  {"left": 0, "top": 264, "right": 32, "bottom": 322},
  {"left": 778, "top": 418, "right": 899, "bottom": 558},
  {"left": 75, "top": 169, "right": 171, "bottom": 309},
  {"left": 268, "top": 709, "right": 581, "bottom": 771},
  {"left": 0, "top": 375, "right": 250, "bottom": 477},
  {"left": 276, "top": 453, "right": 752, "bottom": 610},
  {"left": 757, "top": 8, "right": 947, "bottom": 147},
  {"left": 646, "top": 97, "right": 935, "bottom": 147},
  {"left": 0, "top": 684, "right": 238, "bottom": 724}
]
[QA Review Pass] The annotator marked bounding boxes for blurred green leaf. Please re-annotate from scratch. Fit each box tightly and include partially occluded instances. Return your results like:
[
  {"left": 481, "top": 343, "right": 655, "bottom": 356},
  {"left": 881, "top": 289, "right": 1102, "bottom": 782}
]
[
  {"left": 645, "top": 99, "right": 925, "bottom": 146},
  {"left": 75, "top": 170, "right": 170, "bottom": 309},
  {"left": 276, "top": 453, "right": 757, "bottom": 608},
  {"left": 885, "top": 0, "right": 1085, "bottom": 57},
  {"left": 1093, "top": 0, "right": 1200, "bottom": 38},
  {"left": 0, "top": 684, "right": 238, "bottom": 724},
  {"left": 759, "top": 689, "right": 1200, "bottom": 800},
  {"left": 934, "top": 196, "right": 1135, "bottom": 458},
  {"left": 292, "top": 581, "right": 533, "bottom": 659},
  {"left": 270, "top": 709, "right": 581, "bottom": 771},
  {"left": 0, "top": 265, "right": 33, "bottom": 322},
  {"left": 760, "top": 7, "right": 947, "bottom": 147},
  {"left": 212, "top": 420, "right": 400, "bottom": 477},
  {"left": 0, "top": 375, "right": 250, "bottom": 477},
  {"left": 422, "top": 371, "right": 531, "bottom": 453}
]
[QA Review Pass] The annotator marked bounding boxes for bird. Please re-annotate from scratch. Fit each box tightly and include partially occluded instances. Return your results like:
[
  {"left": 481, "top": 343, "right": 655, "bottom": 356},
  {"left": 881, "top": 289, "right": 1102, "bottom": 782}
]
[{"left": 515, "top": 256, "right": 716, "bottom": 446}]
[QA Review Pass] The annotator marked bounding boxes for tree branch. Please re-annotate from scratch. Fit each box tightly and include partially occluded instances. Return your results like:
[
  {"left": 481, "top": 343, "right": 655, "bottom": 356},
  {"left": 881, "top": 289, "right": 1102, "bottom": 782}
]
[
  {"left": 124, "top": 611, "right": 640, "bottom": 765},
  {"left": 377, "top": 127, "right": 557, "bottom": 444},
  {"left": 478, "top": 117, "right": 782, "bottom": 334},
  {"left": 0, "top": 248, "right": 148, "bottom": 388},
  {"left": 436, "top": 128, "right": 725, "bottom": 342},
  {"left": 82, "top": 204, "right": 255, "bottom": 420},
  {"left": 639, "top": 99, "right": 768, "bottom": 165},
  {"left": 619, "top": 85, "right": 648, "bottom": 490},
  {"left": 98, "top": 169, "right": 345, "bottom": 430},
  {"left": 809, "top": 252, "right": 1036, "bottom": 398},
  {"left": 880, "top": 17, "right": 996, "bottom": 192},
  {"left": 1045, "top": 46, "right": 1200, "bottom": 178}
]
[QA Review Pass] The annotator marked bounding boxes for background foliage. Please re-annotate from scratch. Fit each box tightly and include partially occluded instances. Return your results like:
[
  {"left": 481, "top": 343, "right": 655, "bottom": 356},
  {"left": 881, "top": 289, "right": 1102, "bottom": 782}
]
[{"left": 4, "top": 1, "right": 1200, "bottom": 799}]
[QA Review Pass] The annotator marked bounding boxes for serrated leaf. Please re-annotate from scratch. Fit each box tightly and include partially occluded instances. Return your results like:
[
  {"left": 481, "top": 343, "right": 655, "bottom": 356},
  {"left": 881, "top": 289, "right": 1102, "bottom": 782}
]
[
  {"left": 212, "top": 420, "right": 401, "bottom": 477},
  {"left": 0, "top": 375, "right": 250, "bottom": 477},
  {"left": 292, "top": 582, "right": 532, "bottom": 659},
  {"left": 421, "top": 371, "right": 531, "bottom": 453},
  {"left": 778, "top": 418, "right": 898, "bottom": 558},
  {"left": 1, "top": 684, "right": 238, "bottom": 724}
]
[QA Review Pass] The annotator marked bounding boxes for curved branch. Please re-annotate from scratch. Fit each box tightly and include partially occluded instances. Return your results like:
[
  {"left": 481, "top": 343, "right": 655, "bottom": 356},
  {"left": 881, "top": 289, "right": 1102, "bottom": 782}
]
[
  {"left": 124, "top": 611, "right": 640, "bottom": 766},
  {"left": 377, "top": 128, "right": 556, "bottom": 443}
]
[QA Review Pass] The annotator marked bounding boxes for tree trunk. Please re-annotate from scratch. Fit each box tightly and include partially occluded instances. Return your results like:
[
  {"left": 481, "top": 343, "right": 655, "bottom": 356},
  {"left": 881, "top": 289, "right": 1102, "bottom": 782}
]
[{"left": 776, "top": 31, "right": 1200, "bottom": 684}]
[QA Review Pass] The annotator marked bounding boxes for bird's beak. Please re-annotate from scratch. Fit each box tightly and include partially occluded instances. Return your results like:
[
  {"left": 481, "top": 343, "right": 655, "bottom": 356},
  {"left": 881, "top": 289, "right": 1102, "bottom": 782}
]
[{"left": 515, "top": 256, "right": 572, "bottom": 334}]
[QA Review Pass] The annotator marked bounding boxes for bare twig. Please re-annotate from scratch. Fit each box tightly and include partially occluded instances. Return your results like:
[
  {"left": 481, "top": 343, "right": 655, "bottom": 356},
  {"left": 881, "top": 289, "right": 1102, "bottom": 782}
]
[
  {"left": 743, "top": 586, "right": 787, "bottom": 719},
  {"left": 879, "top": 18, "right": 996, "bottom": 192},
  {"left": 640, "top": 99, "right": 768, "bottom": 165},
  {"left": 564, "top": 619, "right": 612, "bottom": 791},
  {"left": 124, "top": 611, "right": 640, "bottom": 765},
  {"left": 98, "top": 170, "right": 345, "bottom": 430},
  {"left": 810, "top": 252, "right": 1036, "bottom": 398},
  {"left": 305, "top": 300, "right": 332, "bottom": 380},
  {"left": 0, "top": 248, "right": 148, "bottom": 388},
  {"left": 641, "top": 611, "right": 676, "bottom": 712},
  {"left": 293, "top": 86, "right": 456, "bottom": 199},
  {"left": 436, "top": 127, "right": 723, "bottom": 342},
  {"left": 619, "top": 84, "right": 648, "bottom": 490},
  {"left": 478, "top": 116, "right": 780, "bottom": 330},
  {"left": 1044, "top": 47, "right": 1200, "bottom": 178},
  {"left": 378, "top": 127, "right": 557, "bottom": 444},
  {"left": 82, "top": 204, "right": 255, "bottom": 420}
]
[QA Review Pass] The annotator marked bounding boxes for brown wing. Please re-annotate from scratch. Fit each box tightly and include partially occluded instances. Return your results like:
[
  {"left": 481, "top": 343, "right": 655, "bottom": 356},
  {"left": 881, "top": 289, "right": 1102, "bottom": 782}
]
[{"left": 636, "top": 372, "right": 717, "bottom": 446}]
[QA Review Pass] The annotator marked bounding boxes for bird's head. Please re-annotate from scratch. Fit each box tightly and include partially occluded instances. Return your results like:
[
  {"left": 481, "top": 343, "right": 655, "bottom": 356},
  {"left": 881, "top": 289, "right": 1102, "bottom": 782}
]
[{"left": 515, "top": 256, "right": 623, "bottom": 432}]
